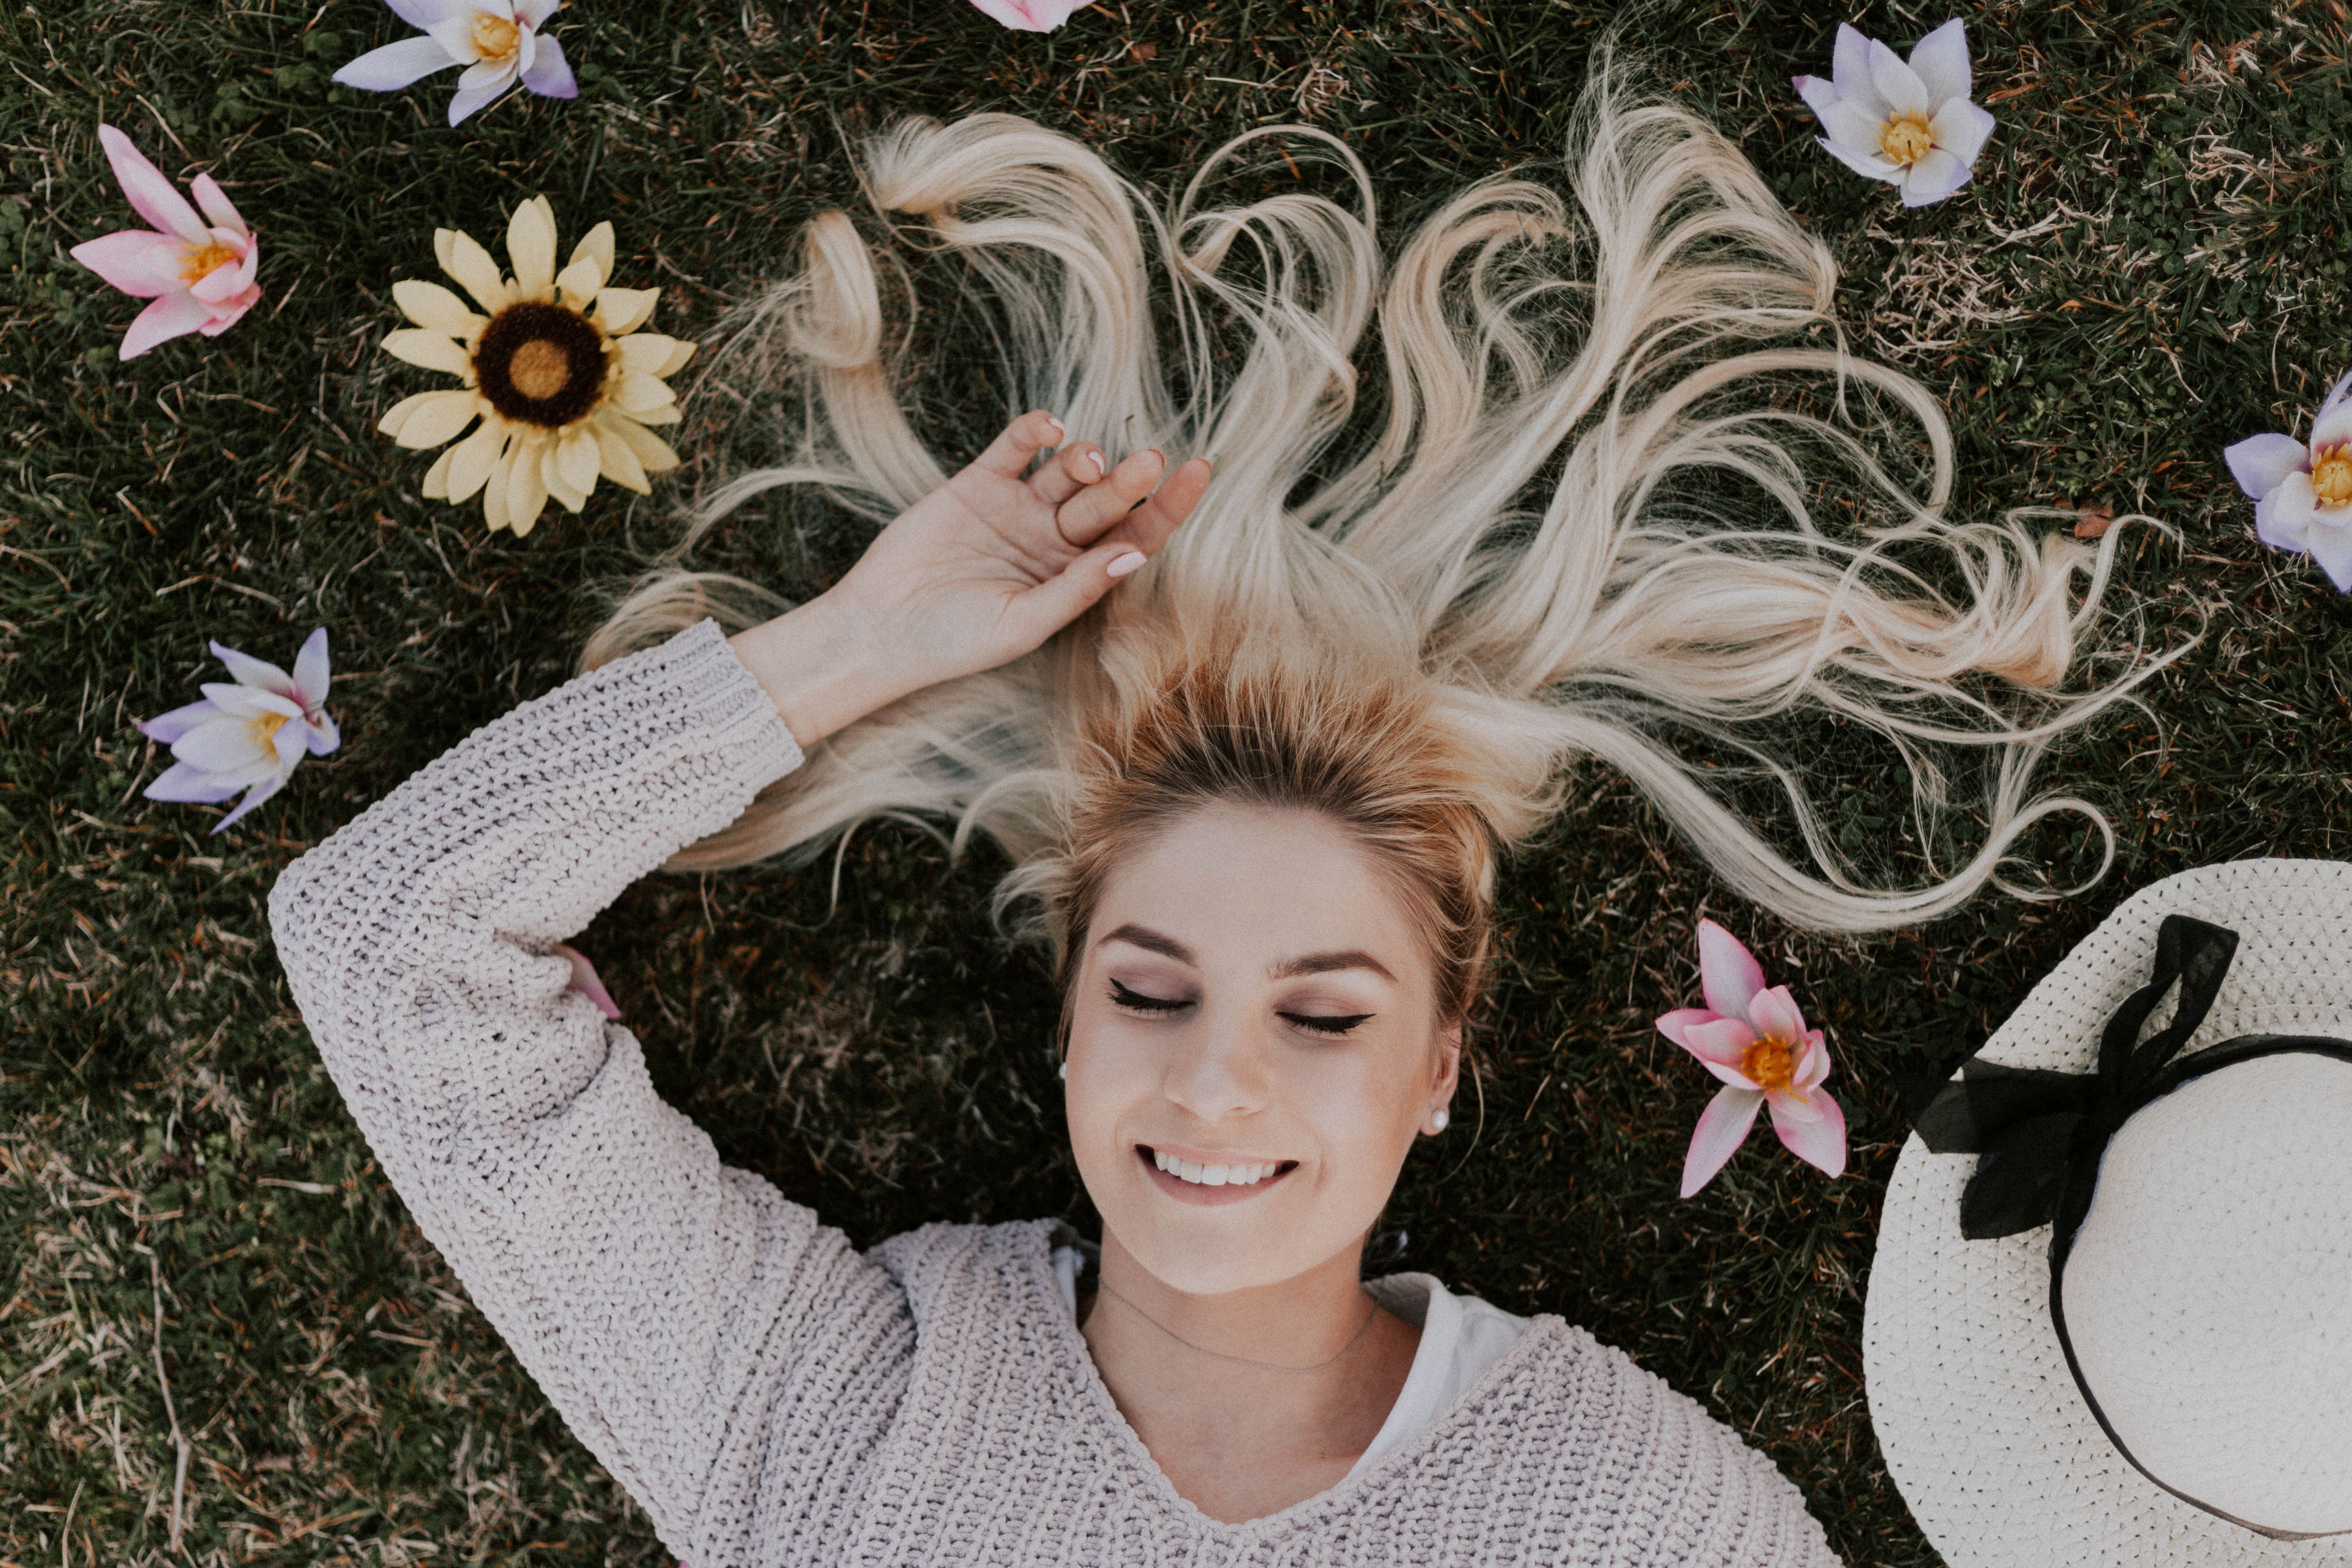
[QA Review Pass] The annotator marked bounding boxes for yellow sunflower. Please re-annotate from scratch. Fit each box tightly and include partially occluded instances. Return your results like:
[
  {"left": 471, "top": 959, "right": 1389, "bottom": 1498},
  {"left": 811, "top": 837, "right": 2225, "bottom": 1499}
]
[{"left": 375, "top": 196, "right": 694, "bottom": 536}]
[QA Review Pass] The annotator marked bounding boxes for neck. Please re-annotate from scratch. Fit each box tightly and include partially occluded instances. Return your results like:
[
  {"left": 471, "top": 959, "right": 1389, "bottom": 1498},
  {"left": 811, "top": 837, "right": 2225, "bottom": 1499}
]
[{"left": 1080, "top": 1230, "right": 1420, "bottom": 1523}]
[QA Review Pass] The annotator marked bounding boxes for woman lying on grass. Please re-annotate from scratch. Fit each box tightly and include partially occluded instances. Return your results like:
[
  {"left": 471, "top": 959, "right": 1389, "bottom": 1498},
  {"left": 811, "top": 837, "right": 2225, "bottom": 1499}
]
[{"left": 271, "top": 66, "right": 2166, "bottom": 1566}]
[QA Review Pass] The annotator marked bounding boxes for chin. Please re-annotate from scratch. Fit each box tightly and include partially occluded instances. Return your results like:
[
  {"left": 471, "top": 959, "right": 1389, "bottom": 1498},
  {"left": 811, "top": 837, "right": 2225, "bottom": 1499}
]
[{"left": 1088, "top": 1146, "right": 1378, "bottom": 1296}]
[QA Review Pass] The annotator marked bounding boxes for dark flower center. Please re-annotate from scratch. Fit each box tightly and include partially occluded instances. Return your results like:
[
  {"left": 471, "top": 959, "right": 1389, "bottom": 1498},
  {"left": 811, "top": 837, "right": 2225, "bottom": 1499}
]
[{"left": 474, "top": 301, "right": 606, "bottom": 429}]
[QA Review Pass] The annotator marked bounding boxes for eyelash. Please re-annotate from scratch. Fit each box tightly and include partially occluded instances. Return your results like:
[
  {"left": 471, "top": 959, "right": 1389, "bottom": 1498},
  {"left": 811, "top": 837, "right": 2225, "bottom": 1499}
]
[{"left": 1107, "top": 980, "right": 1373, "bottom": 1036}]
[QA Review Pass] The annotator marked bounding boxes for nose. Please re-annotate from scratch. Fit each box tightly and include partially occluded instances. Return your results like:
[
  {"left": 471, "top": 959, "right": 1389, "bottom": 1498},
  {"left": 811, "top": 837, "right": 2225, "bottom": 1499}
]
[{"left": 1161, "top": 1007, "right": 1273, "bottom": 1126}]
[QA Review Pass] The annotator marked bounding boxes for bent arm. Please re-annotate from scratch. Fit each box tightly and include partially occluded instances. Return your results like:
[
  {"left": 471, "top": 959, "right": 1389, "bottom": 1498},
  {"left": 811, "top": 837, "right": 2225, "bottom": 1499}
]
[{"left": 268, "top": 621, "right": 911, "bottom": 1559}]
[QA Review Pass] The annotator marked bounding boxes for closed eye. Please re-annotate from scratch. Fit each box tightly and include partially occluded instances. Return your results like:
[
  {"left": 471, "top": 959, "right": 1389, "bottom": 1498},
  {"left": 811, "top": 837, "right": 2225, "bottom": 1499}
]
[
  {"left": 1110, "top": 978, "right": 1191, "bottom": 1014},
  {"left": 1281, "top": 1011, "right": 1375, "bottom": 1036}
]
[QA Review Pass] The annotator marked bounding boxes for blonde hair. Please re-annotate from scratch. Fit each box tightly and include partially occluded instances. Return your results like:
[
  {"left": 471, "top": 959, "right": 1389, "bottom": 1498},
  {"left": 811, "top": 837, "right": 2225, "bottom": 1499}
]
[{"left": 587, "top": 66, "right": 2184, "bottom": 972}]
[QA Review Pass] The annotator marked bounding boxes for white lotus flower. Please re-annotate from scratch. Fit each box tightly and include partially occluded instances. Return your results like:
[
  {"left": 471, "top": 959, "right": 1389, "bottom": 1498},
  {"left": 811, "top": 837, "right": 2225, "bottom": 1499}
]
[
  {"left": 139, "top": 628, "right": 339, "bottom": 834},
  {"left": 1794, "top": 21, "right": 1996, "bottom": 208},
  {"left": 335, "top": 0, "right": 577, "bottom": 128},
  {"left": 2226, "top": 371, "right": 2352, "bottom": 591}
]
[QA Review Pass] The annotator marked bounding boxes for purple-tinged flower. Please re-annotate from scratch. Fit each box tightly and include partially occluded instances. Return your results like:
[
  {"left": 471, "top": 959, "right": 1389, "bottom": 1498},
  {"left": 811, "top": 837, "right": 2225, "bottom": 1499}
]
[
  {"left": 965, "top": 0, "right": 1088, "bottom": 31},
  {"left": 1657, "top": 919, "right": 1847, "bottom": 1197},
  {"left": 335, "top": 0, "right": 577, "bottom": 127},
  {"left": 554, "top": 943, "right": 622, "bottom": 1018},
  {"left": 2226, "top": 371, "right": 2352, "bottom": 591},
  {"left": 1794, "top": 21, "right": 1996, "bottom": 208},
  {"left": 139, "top": 628, "right": 338, "bottom": 834},
  {"left": 69, "top": 125, "right": 261, "bottom": 360}
]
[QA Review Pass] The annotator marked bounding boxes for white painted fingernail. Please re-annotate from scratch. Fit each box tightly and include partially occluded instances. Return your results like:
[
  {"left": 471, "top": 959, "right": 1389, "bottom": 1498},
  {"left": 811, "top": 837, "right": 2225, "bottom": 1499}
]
[
  {"left": 1084, "top": 451, "right": 1105, "bottom": 477},
  {"left": 1043, "top": 415, "right": 1065, "bottom": 439},
  {"left": 1105, "top": 551, "right": 1146, "bottom": 579}
]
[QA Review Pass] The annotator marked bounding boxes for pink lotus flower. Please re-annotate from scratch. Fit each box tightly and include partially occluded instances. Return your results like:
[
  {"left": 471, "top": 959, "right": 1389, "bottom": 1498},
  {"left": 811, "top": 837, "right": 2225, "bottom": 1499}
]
[
  {"left": 553, "top": 943, "right": 622, "bottom": 1019},
  {"left": 965, "top": 0, "right": 1088, "bottom": 31},
  {"left": 1656, "top": 919, "right": 1847, "bottom": 1197},
  {"left": 2225, "top": 371, "right": 2352, "bottom": 591},
  {"left": 139, "top": 628, "right": 337, "bottom": 834},
  {"left": 69, "top": 126, "right": 261, "bottom": 360}
]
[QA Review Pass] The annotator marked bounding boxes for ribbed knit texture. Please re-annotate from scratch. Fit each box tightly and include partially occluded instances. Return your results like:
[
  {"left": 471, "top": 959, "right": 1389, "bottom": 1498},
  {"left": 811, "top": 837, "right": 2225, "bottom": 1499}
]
[{"left": 269, "top": 620, "right": 1843, "bottom": 1568}]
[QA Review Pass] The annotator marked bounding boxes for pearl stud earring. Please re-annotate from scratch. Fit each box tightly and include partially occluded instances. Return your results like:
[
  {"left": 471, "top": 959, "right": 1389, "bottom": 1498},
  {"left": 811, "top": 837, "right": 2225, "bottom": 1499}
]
[
  {"left": 1430, "top": 1109, "right": 1450, "bottom": 1132},
  {"left": 1057, "top": 1060, "right": 1068, "bottom": 1081}
]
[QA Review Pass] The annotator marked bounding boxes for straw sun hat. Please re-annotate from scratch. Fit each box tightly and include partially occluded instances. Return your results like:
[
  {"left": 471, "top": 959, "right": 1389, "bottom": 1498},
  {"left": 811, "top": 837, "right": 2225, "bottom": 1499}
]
[{"left": 1865, "top": 859, "right": 2352, "bottom": 1568}]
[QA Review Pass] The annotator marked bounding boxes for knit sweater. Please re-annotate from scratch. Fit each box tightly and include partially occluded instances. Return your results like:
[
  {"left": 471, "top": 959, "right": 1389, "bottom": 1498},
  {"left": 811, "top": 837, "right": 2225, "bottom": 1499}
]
[{"left": 268, "top": 620, "right": 1843, "bottom": 1568}]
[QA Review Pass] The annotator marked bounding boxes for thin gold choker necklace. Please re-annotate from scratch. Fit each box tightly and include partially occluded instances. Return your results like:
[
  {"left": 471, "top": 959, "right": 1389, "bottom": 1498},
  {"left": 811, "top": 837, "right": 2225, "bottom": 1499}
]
[{"left": 1095, "top": 1281, "right": 1379, "bottom": 1374}]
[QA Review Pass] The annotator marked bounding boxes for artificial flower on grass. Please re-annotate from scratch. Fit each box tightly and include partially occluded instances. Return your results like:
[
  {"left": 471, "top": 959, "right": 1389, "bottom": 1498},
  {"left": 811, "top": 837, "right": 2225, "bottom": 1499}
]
[
  {"left": 2226, "top": 371, "right": 2352, "bottom": 591},
  {"left": 966, "top": 0, "right": 1088, "bottom": 30},
  {"left": 1656, "top": 919, "right": 1847, "bottom": 1197},
  {"left": 335, "top": 0, "right": 576, "bottom": 127},
  {"left": 1794, "top": 21, "right": 1995, "bottom": 208},
  {"left": 139, "top": 628, "right": 338, "bottom": 834},
  {"left": 70, "top": 125, "right": 261, "bottom": 360},
  {"left": 376, "top": 196, "right": 694, "bottom": 537},
  {"left": 554, "top": 943, "right": 623, "bottom": 1018}
]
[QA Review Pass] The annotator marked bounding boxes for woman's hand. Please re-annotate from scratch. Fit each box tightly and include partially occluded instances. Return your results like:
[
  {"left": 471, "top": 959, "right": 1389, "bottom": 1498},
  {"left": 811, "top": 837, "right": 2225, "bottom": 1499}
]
[{"left": 729, "top": 411, "right": 1211, "bottom": 746}]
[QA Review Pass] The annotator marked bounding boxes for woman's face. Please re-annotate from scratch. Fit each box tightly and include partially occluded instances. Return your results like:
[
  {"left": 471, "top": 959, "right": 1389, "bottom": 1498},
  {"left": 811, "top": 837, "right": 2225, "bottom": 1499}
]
[{"left": 1063, "top": 801, "right": 1460, "bottom": 1296}]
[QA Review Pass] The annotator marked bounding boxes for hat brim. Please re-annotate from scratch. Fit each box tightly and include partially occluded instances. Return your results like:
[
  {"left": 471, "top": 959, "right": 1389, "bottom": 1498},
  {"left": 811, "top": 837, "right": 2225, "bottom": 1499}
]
[{"left": 1864, "top": 858, "right": 2352, "bottom": 1568}]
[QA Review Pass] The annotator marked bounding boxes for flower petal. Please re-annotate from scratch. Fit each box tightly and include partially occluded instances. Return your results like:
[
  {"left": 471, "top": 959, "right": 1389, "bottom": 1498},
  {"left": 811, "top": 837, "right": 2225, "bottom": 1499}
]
[
  {"left": 336, "top": 33, "right": 462, "bottom": 90},
  {"left": 1898, "top": 148, "right": 1971, "bottom": 207},
  {"left": 482, "top": 446, "right": 515, "bottom": 532},
  {"left": 1654, "top": 1007, "right": 1719, "bottom": 1051},
  {"left": 209, "top": 640, "right": 297, "bottom": 698},
  {"left": 457, "top": 55, "right": 519, "bottom": 93},
  {"left": 173, "top": 713, "right": 279, "bottom": 773},
  {"left": 1793, "top": 1029, "right": 1831, "bottom": 1092},
  {"left": 303, "top": 712, "right": 341, "bottom": 756},
  {"left": 1793, "top": 74, "right": 1840, "bottom": 117},
  {"left": 600, "top": 412, "right": 679, "bottom": 473},
  {"left": 657, "top": 339, "right": 696, "bottom": 377},
  {"left": 522, "top": 33, "right": 577, "bottom": 98},
  {"left": 211, "top": 773, "right": 288, "bottom": 835},
  {"left": 119, "top": 288, "right": 214, "bottom": 359},
  {"left": 1830, "top": 24, "right": 1890, "bottom": 120},
  {"left": 1681, "top": 1087, "right": 1764, "bottom": 1198},
  {"left": 291, "top": 627, "right": 332, "bottom": 712},
  {"left": 394, "top": 278, "right": 486, "bottom": 335},
  {"left": 593, "top": 286, "right": 659, "bottom": 335},
  {"left": 2311, "top": 400, "right": 2352, "bottom": 451},
  {"left": 421, "top": 444, "right": 458, "bottom": 499},
  {"left": 2255, "top": 484, "right": 2312, "bottom": 553},
  {"left": 556, "top": 424, "right": 600, "bottom": 499},
  {"left": 1906, "top": 18, "right": 1971, "bottom": 107},
  {"left": 2318, "top": 370, "right": 2352, "bottom": 424},
  {"left": 1816, "top": 100, "right": 1887, "bottom": 157},
  {"left": 554, "top": 943, "right": 623, "bottom": 1019},
  {"left": 553, "top": 257, "right": 602, "bottom": 311},
  {"left": 1765, "top": 1086, "right": 1825, "bottom": 1125},
  {"left": 139, "top": 698, "right": 221, "bottom": 746},
  {"left": 386, "top": 0, "right": 455, "bottom": 28},
  {"left": 443, "top": 415, "right": 508, "bottom": 502},
  {"left": 2268, "top": 470, "right": 2320, "bottom": 534},
  {"left": 1769, "top": 1087, "right": 1847, "bottom": 1179},
  {"left": 1817, "top": 136, "right": 1902, "bottom": 183},
  {"left": 2225, "top": 433, "right": 2307, "bottom": 502},
  {"left": 1928, "top": 99, "right": 1996, "bottom": 170},
  {"left": 541, "top": 439, "right": 588, "bottom": 512},
  {"left": 612, "top": 370, "right": 680, "bottom": 416},
  {"left": 1746, "top": 985, "right": 1809, "bottom": 1047},
  {"left": 1694, "top": 919, "right": 1765, "bottom": 1019},
  {"left": 568, "top": 221, "right": 615, "bottom": 291},
  {"left": 592, "top": 420, "right": 651, "bottom": 493},
  {"left": 199, "top": 682, "right": 302, "bottom": 720},
  {"left": 506, "top": 438, "right": 550, "bottom": 533},
  {"left": 507, "top": 196, "right": 558, "bottom": 300},
  {"left": 447, "top": 77, "right": 511, "bottom": 125},
  {"left": 71, "top": 230, "right": 187, "bottom": 299},
  {"left": 146, "top": 759, "right": 249, "bottom": 804},
  {"left": 392, "top": 389, "right": 487, "bottom": 451},
  {"left": 438, "top": 227, "right": 511, "bottom": 314},
  {"left": 97, "top": 125, "right": 205, "bottom": 243},
  {"left": 1680, "top": 1016, "right": 1758, "bottom": 1068},
  {"left": 617, "top": 332, "right": 683, "bottom": 375},
  {"left": 187, "top": 175, "right": 248, "bottom": 238},
  {"left": 2305, "top": 516, "right": 2352, "bottom": 593},
  {"left": 1866, "top": 38, "right": 1930, "bottom": 116},
  {"left": 382, "top": 327, "right": 475, "bottom": 375},
  {"left": 188, "top": 239, "right": 257, "bottom": 306}
]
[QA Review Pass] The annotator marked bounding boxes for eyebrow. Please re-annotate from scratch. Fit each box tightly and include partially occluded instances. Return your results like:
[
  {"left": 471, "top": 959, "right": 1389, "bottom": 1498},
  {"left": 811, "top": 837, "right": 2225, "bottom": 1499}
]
[{"left": 1096, "top": 923, "right": 1397, "bottom": 984}]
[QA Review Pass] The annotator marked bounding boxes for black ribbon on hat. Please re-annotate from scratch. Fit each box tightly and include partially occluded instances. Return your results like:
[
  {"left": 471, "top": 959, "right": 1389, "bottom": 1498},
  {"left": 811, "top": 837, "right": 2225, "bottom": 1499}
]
[{"left": 1908, "top": 913, "right": 2352, "bottom": 1542}]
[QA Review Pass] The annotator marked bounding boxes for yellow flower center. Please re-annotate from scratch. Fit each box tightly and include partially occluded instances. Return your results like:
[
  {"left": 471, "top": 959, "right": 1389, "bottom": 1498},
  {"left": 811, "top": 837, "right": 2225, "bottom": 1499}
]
[
  {"left": 507, "top": 338, "right": 573, "bottom": 401},
  {"left": 246, "top": 710, "right": 291, "bottom": 752},
  {"left": 2315, "top": 443, "right": 2352, "bottom": 508},
  {"left": 181, "top": 239, "right": 239, "bottom": 285},
  {"left": 1742, "top": 1035, "right": 1798, "bottom": 1094},
  {"left": 472, "top": 12, "right": 521, "bottom": 62},
  {"left": 1878, "top": 111, "right": 1934, "bottom": 167}
]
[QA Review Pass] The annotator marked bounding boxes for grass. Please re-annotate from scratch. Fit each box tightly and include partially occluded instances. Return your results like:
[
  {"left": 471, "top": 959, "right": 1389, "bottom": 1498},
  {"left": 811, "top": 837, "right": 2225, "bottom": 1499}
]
[{"left": 4, "top": 0, "right": 2351, "bottom": 1562}]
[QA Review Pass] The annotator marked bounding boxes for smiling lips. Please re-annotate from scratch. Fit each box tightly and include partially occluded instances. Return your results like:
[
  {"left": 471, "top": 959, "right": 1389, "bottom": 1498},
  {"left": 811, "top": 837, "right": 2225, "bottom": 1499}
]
[{"left": 1140, "top": 1144, "right": 1296, "bottom": 1206}]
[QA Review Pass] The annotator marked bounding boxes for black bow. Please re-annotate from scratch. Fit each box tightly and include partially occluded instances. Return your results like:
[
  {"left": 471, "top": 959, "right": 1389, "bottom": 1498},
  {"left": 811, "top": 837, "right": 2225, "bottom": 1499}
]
[{"left": 1908, "top": 914, "right": 2239, "bottom": 1241}]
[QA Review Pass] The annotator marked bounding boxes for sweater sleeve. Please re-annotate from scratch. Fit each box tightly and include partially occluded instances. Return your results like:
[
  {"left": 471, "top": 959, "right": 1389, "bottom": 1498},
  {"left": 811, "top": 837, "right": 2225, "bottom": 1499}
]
[{"left": 267, "top": 620, "right": 915, "bottom": 1563}]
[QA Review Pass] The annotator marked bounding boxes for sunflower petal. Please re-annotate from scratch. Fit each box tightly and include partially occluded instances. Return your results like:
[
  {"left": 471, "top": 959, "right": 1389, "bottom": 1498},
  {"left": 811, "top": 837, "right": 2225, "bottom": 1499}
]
[
  {"left": 554, "top": 257, "right": 602, "bottom": 311},
  {"left": 658, "top": 340, "right": 697, "bottom": 377},
  {"left": 507, "top": 438, "right": 550, "bottom": 533},
  {"left": 617, "top": 332, "right": 682, "bottom": 374},
  {"left": 421, "top": 444, "right": 457, "bottom": 499},
  {"left": 393, "top": 278, "right": 484, "bottom": 336},
  {"left": 507, "top": 196, "right": 558, "bottom": 300},
  {"left": 602, "top": 413, "right": 681, "bottom": 472},
  {"left": 438, "top": 227, "right": 511, "bottom": 314},
  {"left": 378, "top": 389, "right": 436, "bottom": 438},
  {"left": 444, "top": 417, "right": 508, "bottom": 502},
  {"left": 381, "top": 327, "right": 474, "bottom": 375},
  {"left": 592, "top": 287, "right": 659, "bottom": 336},
  {"left": 390, "top": 389, "right": 484, "bottom": 450},
  {"left": 593, "top": 420, "right": 651, "bottom": 492},
  {"left": 482, "top": 447, "right": 514, "bottom": 532},
  {"left": 612, "top": 370, "right": 679, "bottom": 416},
  {"left": 569, "top": 220, "right": 615, "bottom": 291},
  {"left": 556, "top": 424, "right": 601, "bottom": 499}
]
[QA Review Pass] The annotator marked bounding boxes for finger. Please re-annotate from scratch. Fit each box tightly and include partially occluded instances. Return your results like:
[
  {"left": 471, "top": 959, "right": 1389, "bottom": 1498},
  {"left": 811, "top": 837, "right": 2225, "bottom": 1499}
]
[
  {"left": 1000, "top": 541, "right": 1150, "bottom": 650},
  {"left": 1029, "top": 441, "right": 1107, "bottom": 512},
  {"left": 969, "top": 410, "right": 1067, "bottom": 480},
  {"left": 1054, "top": 448, "right": 1168, "bottom": 548},
  {"left": 1102, "top": 455, "right": 1212, "bottom": 557}
]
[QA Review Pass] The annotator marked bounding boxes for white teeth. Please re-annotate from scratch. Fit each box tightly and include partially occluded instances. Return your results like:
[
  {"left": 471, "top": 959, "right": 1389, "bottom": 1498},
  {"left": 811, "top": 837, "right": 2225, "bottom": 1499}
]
[{"left": 1151, "top": 1149, "right": 1281, "bottom": 1187}]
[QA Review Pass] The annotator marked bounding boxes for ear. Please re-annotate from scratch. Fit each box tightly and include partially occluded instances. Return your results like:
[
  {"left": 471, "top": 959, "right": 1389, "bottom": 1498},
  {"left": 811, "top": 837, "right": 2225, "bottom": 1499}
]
[{"left": 1431, "top": 1017, "right": 1463, "bottom": 1103}]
